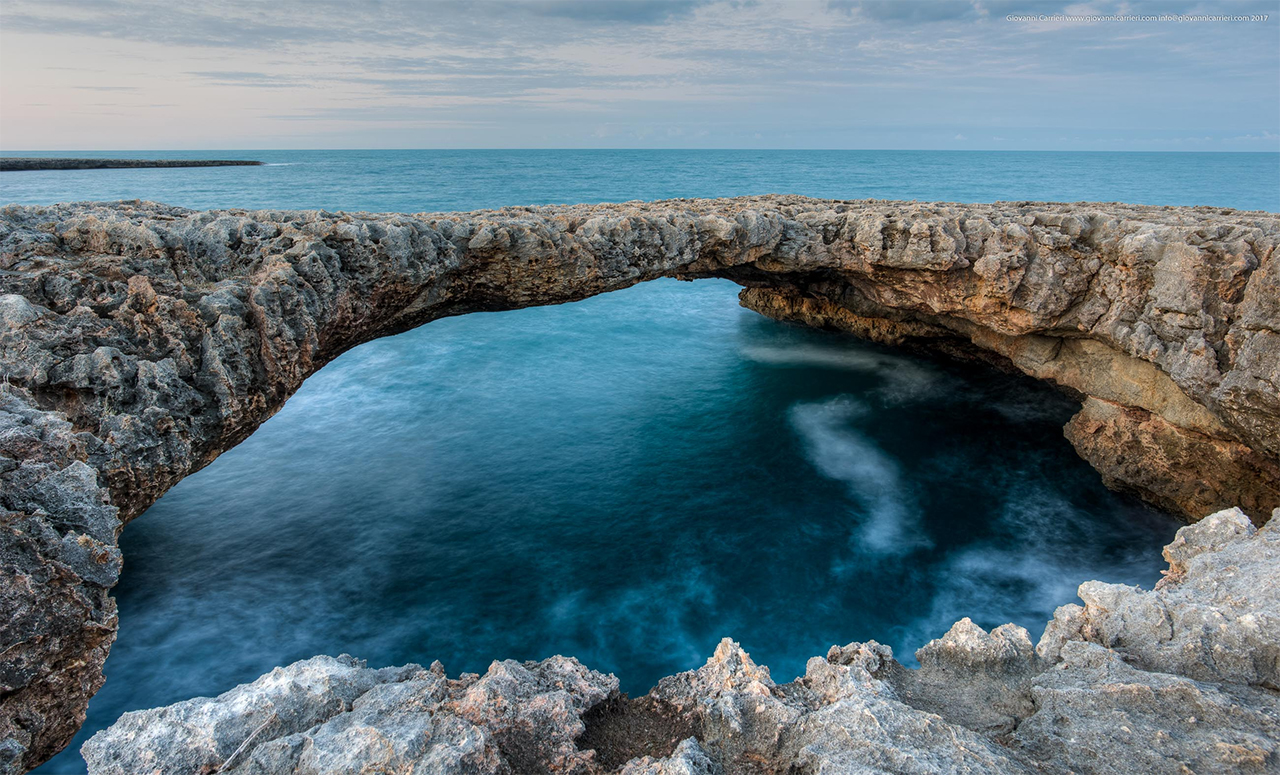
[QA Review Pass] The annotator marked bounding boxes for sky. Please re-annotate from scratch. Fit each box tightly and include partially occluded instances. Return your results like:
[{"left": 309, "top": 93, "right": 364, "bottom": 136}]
[{"left": 0, "top": 0, "right": 1277, "bottom": 150}]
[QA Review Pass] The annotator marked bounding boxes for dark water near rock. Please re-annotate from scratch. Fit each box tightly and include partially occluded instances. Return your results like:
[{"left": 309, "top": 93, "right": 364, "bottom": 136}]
[{"left": 6, "top": 150, "right": 1274, "bottom": 773}]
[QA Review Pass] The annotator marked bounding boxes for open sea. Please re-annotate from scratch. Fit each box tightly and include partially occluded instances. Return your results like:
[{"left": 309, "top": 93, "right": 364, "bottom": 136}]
[{"left": 3, "top": 149, "right": 1276, "bottom": 773}]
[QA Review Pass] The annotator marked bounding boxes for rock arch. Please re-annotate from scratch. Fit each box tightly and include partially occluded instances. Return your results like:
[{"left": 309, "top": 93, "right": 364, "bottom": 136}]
[{"left": 1, "top": 196, "right": 1277, "bottom": 769}]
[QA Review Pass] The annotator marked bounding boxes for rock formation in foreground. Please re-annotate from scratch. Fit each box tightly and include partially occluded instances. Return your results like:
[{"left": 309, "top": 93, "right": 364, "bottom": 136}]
[
  {"left": 81, "top": 508, "right": 1280, "bottom": 774},
  {"left": 1, "top": 197, "right": 1277, "bottom": 770}
]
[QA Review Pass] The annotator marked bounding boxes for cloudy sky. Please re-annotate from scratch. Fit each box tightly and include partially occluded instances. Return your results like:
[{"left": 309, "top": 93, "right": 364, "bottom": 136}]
[{"left": 1, "top": 0, "right": 1276, "bottom": 150}]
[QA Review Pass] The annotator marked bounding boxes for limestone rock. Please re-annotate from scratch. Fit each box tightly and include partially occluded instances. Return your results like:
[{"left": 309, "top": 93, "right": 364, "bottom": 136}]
[
  {"left": 887, "top": 618, "right": 1040, "bottom": 735},
  {"left": 617, "top": 739, "right": 719, "bottom": 775},
  {"left": 1014, "top": 641, "right": 1279, "bottom": 774},
  {"left": 1, "top": 197, "right": 1278, "bottom": 769},
  {"left": 80, "top": 505, "right": 1280, "bottom": 775},
  {"left": 83, "top": 655, "right": 616, "bottom": 775},
  {"left": 1038, "top": 507, "right": 1280, "bottom": 688},
  {"left": 80, "top": 656, "right": 424, "bottom": 775}
]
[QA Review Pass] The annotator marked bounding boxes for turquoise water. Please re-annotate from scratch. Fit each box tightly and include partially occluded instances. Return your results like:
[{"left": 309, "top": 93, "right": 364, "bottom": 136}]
[
  {"left": 4, "top": 149, "right": 1278, "bottom": 212},
  {"left": 5, "top": 150, "right": 1271, "bottom": 773}
]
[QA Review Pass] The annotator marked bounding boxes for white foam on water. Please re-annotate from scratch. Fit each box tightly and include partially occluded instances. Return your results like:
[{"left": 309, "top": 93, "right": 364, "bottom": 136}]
[
  {"left": 892, "top": 486, "right": 1164, "bottom": 662},
  {"left": 742, "top": 343, "right": 940, "bottom": 403},
  {"left": 545, "top": 561, "right": 722, "bottom": 675},
  {"left": 789, "top": 397, "right": 931, "bottom": 556}
]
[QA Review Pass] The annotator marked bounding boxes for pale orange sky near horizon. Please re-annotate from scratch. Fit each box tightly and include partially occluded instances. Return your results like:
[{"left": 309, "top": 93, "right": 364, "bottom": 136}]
[{"left": 1, "top": 0, "right": 1277, "bottom": 151}]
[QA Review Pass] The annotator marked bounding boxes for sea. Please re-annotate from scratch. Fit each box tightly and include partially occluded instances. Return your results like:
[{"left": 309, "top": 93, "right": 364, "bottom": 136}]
[{"left": 3, "top": 149, "right": 1276, "bottom": 773}]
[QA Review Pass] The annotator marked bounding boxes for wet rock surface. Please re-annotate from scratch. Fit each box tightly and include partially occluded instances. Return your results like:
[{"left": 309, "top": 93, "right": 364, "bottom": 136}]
[
  {"left": 82, "top": 509, "right": 1280, "bottom": 774},
  {"left": 1, "top": 197, "right": 1277, "bottom": 770}
]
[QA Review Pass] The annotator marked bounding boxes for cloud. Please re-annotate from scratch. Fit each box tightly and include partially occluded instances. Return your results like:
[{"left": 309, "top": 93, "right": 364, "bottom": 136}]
[
  {"left": 828, "top": 0, "right": 1085, "bottom": 22},
  {"left": 0, "top": 0, "right": 1275, "bottom": 150},
  {"left": 186, "top": 70, "right": 306, "bottom": 88},
  {"left": 0, "top": 0, "right": 708, "bottom": 49},
  {"left": 828, "top": 0, "right": 986, "bottom": 21},
  {"left": 830, "top": 0, "right": 1280, "bottom": 24},
  {"left": 513, "top": 0, "right": 707, "bottom": 23}
]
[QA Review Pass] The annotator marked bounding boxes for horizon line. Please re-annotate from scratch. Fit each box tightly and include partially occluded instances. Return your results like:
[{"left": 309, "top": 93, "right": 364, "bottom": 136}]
[{"left": 3, "top": 148, "right": 1278, "bottom": 155}]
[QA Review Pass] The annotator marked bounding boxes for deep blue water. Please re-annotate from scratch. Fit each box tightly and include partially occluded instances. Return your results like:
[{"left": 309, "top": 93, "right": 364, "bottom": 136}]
[{"left": 4, "top": 150, "right": 1272, "bottom": 773}]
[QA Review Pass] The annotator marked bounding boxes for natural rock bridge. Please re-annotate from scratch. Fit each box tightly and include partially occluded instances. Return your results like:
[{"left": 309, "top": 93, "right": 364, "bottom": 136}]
[{"left": 1, "top": 196, "right": 1277, "bottom": 772}]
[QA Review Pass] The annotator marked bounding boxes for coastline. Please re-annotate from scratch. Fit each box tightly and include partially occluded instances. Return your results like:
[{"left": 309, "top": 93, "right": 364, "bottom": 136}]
[
  {"left": 0, "top": 159, "right": 263, "bottom": 172},
  {"left": 2, "top": 196, "right": 1277, "bottom": 773},
  {"left": 82, "top": 507, "right": 1280, "bottom": 775}
]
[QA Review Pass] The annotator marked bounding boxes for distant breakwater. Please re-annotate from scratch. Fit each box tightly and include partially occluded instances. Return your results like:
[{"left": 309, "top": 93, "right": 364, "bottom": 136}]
[{"left": 0, "top": 158, "right": 263, "bottom": 172}]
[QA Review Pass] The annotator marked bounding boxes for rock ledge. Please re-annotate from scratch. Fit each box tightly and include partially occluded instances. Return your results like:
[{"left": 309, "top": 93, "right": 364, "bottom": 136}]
[{"left": 83, "top": 509, "right": 1280, "bottom": 775}]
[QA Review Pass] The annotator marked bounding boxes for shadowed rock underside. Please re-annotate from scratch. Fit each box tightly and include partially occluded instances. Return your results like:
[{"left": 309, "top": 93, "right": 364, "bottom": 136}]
[{"left": 1, "top": 196, "right": 1277, "bottom": 771}]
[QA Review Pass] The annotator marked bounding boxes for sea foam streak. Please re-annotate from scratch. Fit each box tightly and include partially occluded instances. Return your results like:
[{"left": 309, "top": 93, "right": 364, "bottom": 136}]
[
  {"left": 789, "top": 397, "right": 931, "bottom": 557},
  {"left": 741, "top": 343, "right": 941, "bottom": 402}
]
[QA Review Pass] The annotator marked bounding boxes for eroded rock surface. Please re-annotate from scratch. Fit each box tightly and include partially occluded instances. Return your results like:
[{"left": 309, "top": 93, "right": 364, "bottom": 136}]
[
  {"left": 1, "top": 197, "right": 1278, "bottom": 770},
  {"left": 82, "top": 655, "right": 616, "bottom": 775},
  {"left": 82, "top": 509, "right": 1280, "bottom": 774}
]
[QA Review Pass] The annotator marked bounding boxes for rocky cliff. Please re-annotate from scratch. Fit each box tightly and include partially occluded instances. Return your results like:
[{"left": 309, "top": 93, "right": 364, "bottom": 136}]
[
  {"left": 1, "top": 197, "right": 1277, "bottom": 771},
  {"left": 80, "top": 508, "right": 1280, "bottom": 775}
]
